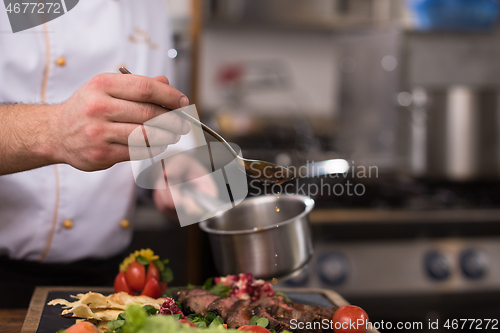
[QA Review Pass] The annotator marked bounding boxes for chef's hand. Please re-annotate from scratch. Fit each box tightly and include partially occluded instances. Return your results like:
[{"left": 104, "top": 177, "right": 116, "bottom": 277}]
[
  {"left": 152, "top": 153, "right": 218, "bottom": 221},
  {"left": 52, "top": 73, "right": 190, "bottom": 171}
]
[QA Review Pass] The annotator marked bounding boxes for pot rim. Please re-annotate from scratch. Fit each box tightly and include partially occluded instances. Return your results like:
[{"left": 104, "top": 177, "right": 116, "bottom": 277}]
[{"left": 199, "top": 194, "right": 315, "bottom": 235}]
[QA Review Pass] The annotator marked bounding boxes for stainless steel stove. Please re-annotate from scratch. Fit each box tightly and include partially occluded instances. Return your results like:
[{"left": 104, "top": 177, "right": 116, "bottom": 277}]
[
  {"left": 280, "top": 220, "right": 500, "bottom": 296},
  {"left": 272, "top": 186, "right": 500, "bottom": 329}
]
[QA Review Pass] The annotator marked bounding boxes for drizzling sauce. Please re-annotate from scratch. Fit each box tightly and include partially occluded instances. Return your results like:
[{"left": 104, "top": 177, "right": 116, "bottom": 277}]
[{"left": 245, "top": 161, "right": 294, "bottom": 184}]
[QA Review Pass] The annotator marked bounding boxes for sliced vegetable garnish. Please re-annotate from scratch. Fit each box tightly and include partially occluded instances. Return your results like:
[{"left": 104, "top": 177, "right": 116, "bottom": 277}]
[
  {"left": 249, "top": 316, "right": 269, "bottom": 328},
  {"left": 274, "top": 292, "right": 291, "bottom": 302},
  {"left": 119, "top": 249, "right": 159, "bottom": 272},
  {"left": 142, "top": 305, "right": 158, "bottom": 316},
  {"left": 136, "top": 255, "right": 149, "bottom": 266},
  {"left": 214, "top": 274, "right": 275, "bottom": 300},
  {"left": 201, "top": 277, "right": 232, "bottom": 297},
  {"left": 208, "top": 283, "right": 232, "bottom": 297},
  {"left": 161, "top": 266, "right": 174, "bottom": 283},
  {"left": 256, "top": 318, "right": 269, "bottom": 328},
  {"left": 107, "top": 320, "right": 125, "bottom": 331},
  {"left": 107, "top": 304, "right": 158, "bottom": 333},
  {"left": 153, "top": 259, "right": 165, "bottom": 272},
  {"left": 115, "top": 249, "right": 173, "bottom": 297},
  {"left": 249, "top": 316, "right": 259, "bottom": 326},
  {"left": 209, "top": 316, "right": 224, "bottom": 328},
  {"left": 205, "top": 312, "right": 216, "bottom": 322},
  {"left": 202, "top": 277, "right": 214, "bottom": 290},
  {"left": 188, "top": 312, "right": 225, "bottom": 328}
]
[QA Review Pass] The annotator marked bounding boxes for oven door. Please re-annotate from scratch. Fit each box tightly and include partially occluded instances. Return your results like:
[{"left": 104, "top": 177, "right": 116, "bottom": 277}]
[{"left": 276, "top": 213, "right": 500, "bottom": 329}]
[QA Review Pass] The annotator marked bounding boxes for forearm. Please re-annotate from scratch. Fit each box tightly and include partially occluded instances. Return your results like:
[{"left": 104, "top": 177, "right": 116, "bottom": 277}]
[
  {"left": 0, "top": 74, "right": 190, "bottom": 175},
  {"left": 0, "top": 104, "right": 60, "bottom": 175}
]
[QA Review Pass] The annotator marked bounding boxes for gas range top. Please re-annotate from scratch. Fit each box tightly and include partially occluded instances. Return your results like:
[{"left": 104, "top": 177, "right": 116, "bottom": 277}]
[{"left": 248, "top": 173, "right": 500, "bottom": 211}]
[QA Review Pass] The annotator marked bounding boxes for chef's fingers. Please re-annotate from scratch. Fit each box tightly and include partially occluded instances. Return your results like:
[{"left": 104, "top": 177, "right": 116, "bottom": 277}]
[
  {"left": 95, "top": 73, "right": 189, "bottom": 110},
  {"left": 107, "top": 100, "right": 166, "bottom": 123},
  {"left": 153, "top": 75, "right": 170, "bottom": 85},
  {"left": 108, "top": 100, "right": 191, "bottom": 135},
  {"left": 100, "top": 144, "right": 168, "bottom": 166},
  {"left": 108, "top": 123, "right": 184, "bottom": 147},
  {"left": 127, "top": 145, "right": 169, "bottom": 161}
]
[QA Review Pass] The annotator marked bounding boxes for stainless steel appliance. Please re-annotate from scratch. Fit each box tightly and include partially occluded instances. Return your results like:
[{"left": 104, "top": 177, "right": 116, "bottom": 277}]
[
  {"left": 200, "top": 194, "right": 314, "bottom": 280},
  {"left": 404, "top": 32, "right": 500, "bottom": 181},
  {"left": 273, "top": 178, "right": 500, "bottom": 327},
  {"left": 334, "top": 29, "right": 500, "bottom": 181},
  {"left": 284, "top": 31, "right": 500, "bottom": 324}
]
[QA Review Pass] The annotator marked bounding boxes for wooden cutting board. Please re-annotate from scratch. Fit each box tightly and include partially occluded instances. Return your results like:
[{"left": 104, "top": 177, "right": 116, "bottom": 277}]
[{"left": 21, "top": 286, "right": 379, "bottom": 333}]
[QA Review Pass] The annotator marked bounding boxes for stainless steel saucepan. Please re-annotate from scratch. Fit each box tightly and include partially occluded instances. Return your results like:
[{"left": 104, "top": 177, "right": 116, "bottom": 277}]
[{"left": 199, "top": 194, "right": 314, "bottom": 280}]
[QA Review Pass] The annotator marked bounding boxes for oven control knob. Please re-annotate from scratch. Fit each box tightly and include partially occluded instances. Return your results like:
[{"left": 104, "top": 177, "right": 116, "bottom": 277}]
[
  {"left": 460, "top": 249, "right": 488, "bottom": 279},
  {"left": 317, "top": 252, "right": 348, "bottom": 286},
  {"left": 424, "top": 251, "right": 450, "bottom": 281}
]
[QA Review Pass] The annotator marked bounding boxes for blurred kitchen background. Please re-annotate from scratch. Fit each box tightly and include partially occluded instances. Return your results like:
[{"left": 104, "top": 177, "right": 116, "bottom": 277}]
[{"left": 128, "top": 0, "right": 500, "bottom": 331}]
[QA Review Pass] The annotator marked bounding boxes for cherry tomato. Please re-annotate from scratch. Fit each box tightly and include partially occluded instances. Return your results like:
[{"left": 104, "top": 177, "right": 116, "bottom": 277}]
[
  {"left": 114, "top": 272, "right": 132, "bottom": 295},
  {"left": 141, "top": 277, "right": 161, "bottom": 298},
  {"left": 65, "top": 321, "right": 99, "bottom": 333},
  {"left": 332, "top": 305, "right": 369, "bottom": 333},
  {"left": 238, "top": 325, "right": 271, "bottom": 333},
  {"left": 159, "top": 281, "right": 168, "bottom": 296},
  {"left": 125, "top": 261, "right": 146, "bottom": 291},
  {"left": 146, "top": 261, "right": 161, "bottom": 282},
  {"left": 179, "top": 319, "right": 198, "bottom": 328}
]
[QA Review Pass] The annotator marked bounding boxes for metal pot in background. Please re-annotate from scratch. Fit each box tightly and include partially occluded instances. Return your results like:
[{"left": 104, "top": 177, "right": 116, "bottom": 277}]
[
  {"left": 199, "top": 195, "right": 314, "bottom": 280},
  {"left": 409, "top": 86, "right": 500, "bottom": 181}
]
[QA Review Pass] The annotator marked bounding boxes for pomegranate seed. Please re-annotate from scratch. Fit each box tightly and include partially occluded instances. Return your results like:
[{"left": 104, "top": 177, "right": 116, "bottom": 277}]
[
  {"left": 159, "top": 297, "right": 186, "bottom": 319},
  {"left": 215, "top": 273, "right": 275, "bottom": 301}
]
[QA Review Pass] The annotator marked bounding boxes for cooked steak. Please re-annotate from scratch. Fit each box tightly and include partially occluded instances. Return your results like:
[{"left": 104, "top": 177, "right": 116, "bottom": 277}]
[
  {"left": 266, "top": 297, "right": 336, "bottom": 323},
  {"left": 249, "top": 300, "right": 293, "bottom": 333},
  {"left": 288, "top": 302, "right": 336, "bottom": 320},
  {"left": 172, "top": 289, "right": 336, "bottom": 332},
  {"left": 172, "top": 288, "right": 220, "bottom": 314},
  {"left": 206, "top": 296, "right": 240, "bottom": 318},
  {"left": 225, "top": 299, "right": 253, "bottom": 329},
  {"left": 249, "top": 296, "right": 335, "bottom": 332}
]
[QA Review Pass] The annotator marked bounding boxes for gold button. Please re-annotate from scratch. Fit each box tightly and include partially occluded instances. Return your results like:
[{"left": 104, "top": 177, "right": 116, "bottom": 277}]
[
  {"left": 120, "top": 219, "right": 130, "bottom": 229},
  {"left": 56, "top": 57, "right": 66, "bottom": 67},
  {"left": 63, "top": 219, "right": 73, "bottom": 229}
]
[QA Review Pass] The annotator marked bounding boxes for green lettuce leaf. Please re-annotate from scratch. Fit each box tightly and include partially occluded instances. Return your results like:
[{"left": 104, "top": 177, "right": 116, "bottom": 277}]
[{"left": 208, "top": 283, "right": 231, "bottom": 297}]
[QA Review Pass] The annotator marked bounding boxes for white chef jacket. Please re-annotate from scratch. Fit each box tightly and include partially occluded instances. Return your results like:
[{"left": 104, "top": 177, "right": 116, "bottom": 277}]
[{"left": 0, "top": 0, "right": 177, "bottom": 263}]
